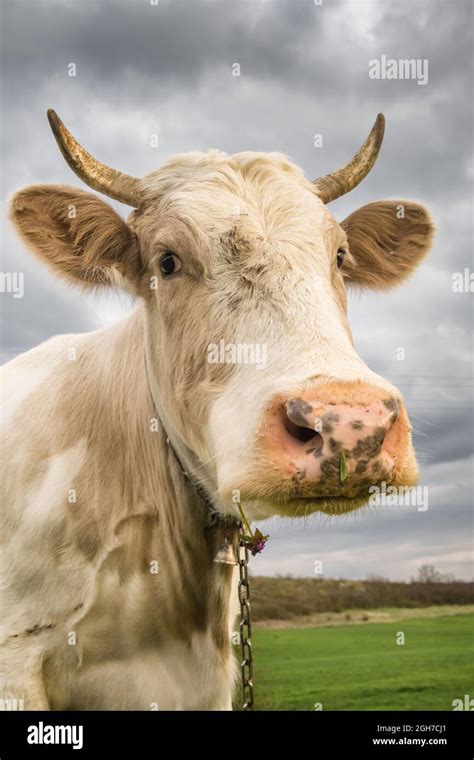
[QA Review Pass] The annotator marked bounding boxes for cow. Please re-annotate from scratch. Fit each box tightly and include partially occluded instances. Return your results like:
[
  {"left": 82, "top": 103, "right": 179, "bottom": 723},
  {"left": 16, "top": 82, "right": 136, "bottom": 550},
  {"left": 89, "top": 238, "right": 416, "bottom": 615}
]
[{"left": 0, "top": 111, "right": 433, "bottom": 710}]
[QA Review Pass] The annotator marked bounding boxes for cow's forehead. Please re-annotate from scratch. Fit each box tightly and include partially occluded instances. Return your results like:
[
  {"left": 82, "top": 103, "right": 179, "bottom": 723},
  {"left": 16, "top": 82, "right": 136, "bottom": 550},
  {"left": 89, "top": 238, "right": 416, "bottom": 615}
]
[
  {"left": 142, "top": 149, "right": 310, "bottom": 191},
  {"left": 139, "top": 149, "right": 338, "bottom": 248}
]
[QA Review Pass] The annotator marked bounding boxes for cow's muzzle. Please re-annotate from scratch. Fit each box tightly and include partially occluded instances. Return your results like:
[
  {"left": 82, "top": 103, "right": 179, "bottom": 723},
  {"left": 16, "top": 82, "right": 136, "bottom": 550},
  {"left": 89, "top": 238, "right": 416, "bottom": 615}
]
[{"left": 259, "top": 381, "right": 415, "bottom": 501}]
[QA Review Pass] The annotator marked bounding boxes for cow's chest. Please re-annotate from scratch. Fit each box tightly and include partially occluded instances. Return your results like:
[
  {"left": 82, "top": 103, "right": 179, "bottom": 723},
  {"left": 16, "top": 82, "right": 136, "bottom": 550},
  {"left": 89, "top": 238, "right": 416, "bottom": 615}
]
[{"left": 42, "top": 518, "right": 236, "bottom": 710}]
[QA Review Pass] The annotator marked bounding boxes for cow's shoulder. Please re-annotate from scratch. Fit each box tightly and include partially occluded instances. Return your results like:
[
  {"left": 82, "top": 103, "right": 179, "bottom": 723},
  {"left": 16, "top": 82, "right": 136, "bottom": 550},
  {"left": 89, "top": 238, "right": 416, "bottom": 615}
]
[
  {"left": 2, "top": 332, "right": 91, "bottom": 420},
  {"left": 0, "top": 335, "right": 95, "bottom": 640}
]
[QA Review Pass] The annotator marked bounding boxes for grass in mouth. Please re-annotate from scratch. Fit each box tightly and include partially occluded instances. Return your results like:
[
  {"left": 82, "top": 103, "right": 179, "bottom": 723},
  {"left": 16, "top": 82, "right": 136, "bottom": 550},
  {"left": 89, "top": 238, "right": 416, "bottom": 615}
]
[{"left": 339, "top": 450, "right": 347, "bottom": 482}]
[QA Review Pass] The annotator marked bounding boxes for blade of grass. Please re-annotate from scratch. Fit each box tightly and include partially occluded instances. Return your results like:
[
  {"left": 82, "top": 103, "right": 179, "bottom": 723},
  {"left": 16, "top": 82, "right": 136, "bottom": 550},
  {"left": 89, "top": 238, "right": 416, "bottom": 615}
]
[{"left": 339, "top": 450, "right": 347, "bottom": 482}]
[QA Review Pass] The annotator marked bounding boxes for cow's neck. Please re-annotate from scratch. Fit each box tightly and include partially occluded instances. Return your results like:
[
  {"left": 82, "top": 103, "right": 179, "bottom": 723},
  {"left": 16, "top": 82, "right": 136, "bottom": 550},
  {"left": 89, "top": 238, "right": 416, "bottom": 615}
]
[{"left": 75, "top": 308, "right": 236, "bottom": 655}]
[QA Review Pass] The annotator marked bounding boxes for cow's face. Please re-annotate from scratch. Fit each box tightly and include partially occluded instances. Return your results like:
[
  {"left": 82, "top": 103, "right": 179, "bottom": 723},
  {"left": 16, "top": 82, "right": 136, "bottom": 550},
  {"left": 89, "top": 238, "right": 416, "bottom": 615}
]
[{"left": 11, "top": 112, "right": 434, "bottom": 520}]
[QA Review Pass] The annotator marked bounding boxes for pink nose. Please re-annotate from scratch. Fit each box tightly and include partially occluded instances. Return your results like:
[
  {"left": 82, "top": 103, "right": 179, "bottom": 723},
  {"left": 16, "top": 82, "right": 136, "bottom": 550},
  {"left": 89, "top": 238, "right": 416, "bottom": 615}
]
[{"left": 262, "top": 383, "right": 405, "bottom": 497}]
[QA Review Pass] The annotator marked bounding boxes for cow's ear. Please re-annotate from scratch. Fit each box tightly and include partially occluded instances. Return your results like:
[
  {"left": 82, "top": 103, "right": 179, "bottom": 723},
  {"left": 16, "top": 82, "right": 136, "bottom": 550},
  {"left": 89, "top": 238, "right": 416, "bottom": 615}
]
[
  {"left": 10, "top": 185, "right": 143, "bottom": 293},
  {"left": 340, "top": 201, "right": 434, "bottom": 289}
]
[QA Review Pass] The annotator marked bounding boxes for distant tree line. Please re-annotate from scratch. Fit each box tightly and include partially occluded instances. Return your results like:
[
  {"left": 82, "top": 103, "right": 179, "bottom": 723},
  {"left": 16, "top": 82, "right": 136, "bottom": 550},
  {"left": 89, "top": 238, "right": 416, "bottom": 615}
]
[{"left": 250, "top": 566, "right": 474, "bottom": 621}]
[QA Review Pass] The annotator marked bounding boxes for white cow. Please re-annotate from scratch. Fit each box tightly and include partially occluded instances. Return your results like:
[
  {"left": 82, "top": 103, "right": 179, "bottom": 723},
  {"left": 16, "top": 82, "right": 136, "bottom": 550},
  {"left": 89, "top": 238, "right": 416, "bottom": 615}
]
[{"left": 0, "top": 111, "right": 433, "bottom": 709}]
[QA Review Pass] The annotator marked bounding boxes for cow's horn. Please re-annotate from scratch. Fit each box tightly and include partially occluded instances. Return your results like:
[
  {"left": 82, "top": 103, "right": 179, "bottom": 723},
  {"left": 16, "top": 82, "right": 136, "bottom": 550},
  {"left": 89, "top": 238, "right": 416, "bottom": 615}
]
[
  {"left": 314, "top": 114, "right": 385, "bottom": 204},
  {"left": 47, "top": 110, "right": 142, "bottom": 207}
]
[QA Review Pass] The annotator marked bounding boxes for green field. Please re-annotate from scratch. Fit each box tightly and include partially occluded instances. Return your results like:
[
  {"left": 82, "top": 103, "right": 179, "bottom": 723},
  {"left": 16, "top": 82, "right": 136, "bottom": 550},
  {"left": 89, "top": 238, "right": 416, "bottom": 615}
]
[{"left": 251, "top": 613, "right": 474, "bottom": 710}]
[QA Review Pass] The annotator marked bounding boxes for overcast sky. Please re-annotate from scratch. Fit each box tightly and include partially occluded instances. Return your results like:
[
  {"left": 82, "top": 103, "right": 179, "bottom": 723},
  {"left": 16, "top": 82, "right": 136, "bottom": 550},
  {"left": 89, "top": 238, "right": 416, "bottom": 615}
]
[{"left": 1, "top": 0, "right": 473, "bottom": 580}]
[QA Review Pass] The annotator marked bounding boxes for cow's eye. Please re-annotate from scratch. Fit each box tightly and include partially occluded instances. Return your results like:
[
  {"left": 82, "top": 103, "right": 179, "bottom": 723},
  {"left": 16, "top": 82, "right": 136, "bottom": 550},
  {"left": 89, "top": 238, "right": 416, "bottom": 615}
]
[
  {"left": 336, "top": 248, "right": 346, "bottom": 269},
  {"left": 159, "top": 252, "right": 182, "bottom": 277}
]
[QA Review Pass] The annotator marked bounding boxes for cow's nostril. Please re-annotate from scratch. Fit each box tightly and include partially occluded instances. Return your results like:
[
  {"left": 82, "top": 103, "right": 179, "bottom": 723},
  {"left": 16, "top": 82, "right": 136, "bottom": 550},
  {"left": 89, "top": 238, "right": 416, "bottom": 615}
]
[{"left": 284, "top": 416, "right": 323, "bottom": 447}]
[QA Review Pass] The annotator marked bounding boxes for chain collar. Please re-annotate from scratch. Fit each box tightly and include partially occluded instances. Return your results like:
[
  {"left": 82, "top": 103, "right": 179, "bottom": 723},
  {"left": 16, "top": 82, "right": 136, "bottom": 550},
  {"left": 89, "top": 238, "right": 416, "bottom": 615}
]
[
  {"left": 164, "top": 435, "right": 240, "bottom": 531},
  {"left": 237, "top": 540, "right": 254, "bottom": 710}
]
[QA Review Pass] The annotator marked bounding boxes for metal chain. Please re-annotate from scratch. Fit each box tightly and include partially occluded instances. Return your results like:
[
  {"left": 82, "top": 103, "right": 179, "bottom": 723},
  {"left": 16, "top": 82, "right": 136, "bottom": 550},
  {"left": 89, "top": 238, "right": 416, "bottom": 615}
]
[{"left": 238, "top": 529, "right": 254, "bottom": 711}]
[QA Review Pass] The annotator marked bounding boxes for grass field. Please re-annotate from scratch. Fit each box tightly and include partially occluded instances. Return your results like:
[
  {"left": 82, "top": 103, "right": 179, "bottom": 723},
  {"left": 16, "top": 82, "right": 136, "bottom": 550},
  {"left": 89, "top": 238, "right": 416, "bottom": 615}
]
[{"left": 251, "top": 612, "right": 474, "bottom": 710}]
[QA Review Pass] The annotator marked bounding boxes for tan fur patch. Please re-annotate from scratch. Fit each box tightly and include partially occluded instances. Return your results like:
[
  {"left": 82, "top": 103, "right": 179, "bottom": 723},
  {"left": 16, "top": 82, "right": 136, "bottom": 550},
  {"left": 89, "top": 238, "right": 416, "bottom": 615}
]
[
  {"left": 10, "top": 185, "right": 143, "bottom": 292},
  {"left": 341, "top": 200, "right": 434, "bottom": 289}
]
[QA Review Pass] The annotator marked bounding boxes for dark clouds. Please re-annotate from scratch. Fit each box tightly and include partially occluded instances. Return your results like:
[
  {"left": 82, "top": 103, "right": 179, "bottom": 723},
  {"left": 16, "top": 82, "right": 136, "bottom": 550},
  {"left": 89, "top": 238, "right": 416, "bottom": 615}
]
[{"left": 1, "top": 0, "right": 473, "bottom": 578}]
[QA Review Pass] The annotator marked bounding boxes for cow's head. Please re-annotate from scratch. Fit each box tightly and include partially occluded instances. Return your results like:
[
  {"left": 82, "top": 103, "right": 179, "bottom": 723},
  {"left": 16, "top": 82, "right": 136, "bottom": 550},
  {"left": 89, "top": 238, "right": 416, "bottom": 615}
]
[{"left": 11, "top": 111, "right": 433, "bottom": 520}]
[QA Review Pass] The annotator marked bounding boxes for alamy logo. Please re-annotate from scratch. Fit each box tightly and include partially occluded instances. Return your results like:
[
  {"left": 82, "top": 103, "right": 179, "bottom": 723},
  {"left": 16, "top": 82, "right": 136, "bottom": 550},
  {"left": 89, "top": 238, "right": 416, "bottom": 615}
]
[
  {"left": 27, "top": 721, "right": 83, "bottom": 750},
  {"left": 0, "top": 271, "right": 24, "bottom": 298},
  {"left": 0, "top": 698, "right": 24, "bottom": 710},
  {"left": 368, "top": 481, "right": 428, "bottom": 512},
  {"left": 452, "top": 694, "right": 474, "bottom": 710},
  {"left": 452, "top": 268, "right": 474, "bottom": 293},
  {"left": 369, "top": 56, "right": 429, "bottom": 86},
  {"left": 207, "top": 340, "right": 267, "bottom": 369}
]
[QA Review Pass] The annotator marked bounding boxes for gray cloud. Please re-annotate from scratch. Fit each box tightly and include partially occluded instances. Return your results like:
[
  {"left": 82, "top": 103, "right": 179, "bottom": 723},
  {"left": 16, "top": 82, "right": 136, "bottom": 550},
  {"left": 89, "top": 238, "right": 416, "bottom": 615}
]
[{"left": 2, "top": 0, "right": 472, "bottom": 578}]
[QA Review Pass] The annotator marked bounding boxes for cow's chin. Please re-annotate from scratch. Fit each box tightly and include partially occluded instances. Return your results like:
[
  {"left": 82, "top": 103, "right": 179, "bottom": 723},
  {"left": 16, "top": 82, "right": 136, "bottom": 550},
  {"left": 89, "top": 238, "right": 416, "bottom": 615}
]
[
  {"left": 222, "top": 463, "right": 420, "bottom": 521},
  {"left": 234, "top": 492, "right": 372, "bottom": 521},
  {"left": 235, "top": 493, "right": 372, "bottom": 520},
  {"left": 273, "top": 493, "right": 374, "bottom": 517}
]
